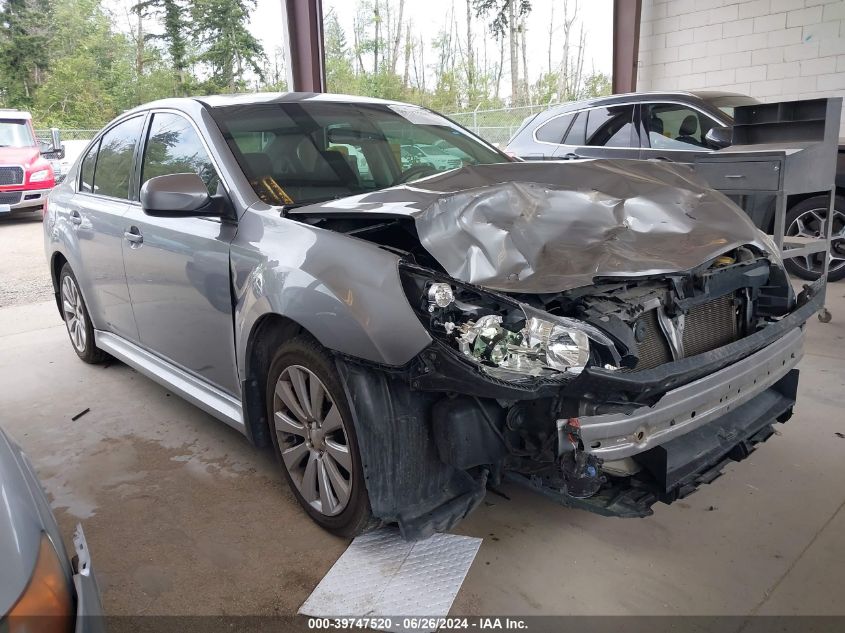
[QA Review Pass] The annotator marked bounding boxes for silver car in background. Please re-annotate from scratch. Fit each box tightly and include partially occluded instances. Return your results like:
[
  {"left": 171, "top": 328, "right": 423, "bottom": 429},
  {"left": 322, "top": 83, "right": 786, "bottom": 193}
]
[
  {"left": 0, "top": 426, "right": 102, "bottom": 629},
  {"left": 44, "top": 93, "right": 820, "bottom": 540}
]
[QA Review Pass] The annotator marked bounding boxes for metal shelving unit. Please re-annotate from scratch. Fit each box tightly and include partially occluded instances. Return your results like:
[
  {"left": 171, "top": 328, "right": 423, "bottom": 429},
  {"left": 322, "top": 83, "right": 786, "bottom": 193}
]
[{"left": 695, "top": 97, "right": 842, "bottom": 322}]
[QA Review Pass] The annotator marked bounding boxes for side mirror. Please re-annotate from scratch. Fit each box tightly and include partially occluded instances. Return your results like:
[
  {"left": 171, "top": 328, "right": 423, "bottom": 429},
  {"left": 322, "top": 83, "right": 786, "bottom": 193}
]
[
  {"left": 140, "top": 173, "right": 220, "bottom": 217},
  {"left": 705, "top": 126, "right": 732, "bottom": 149},
  {"left": 40, "top": 128, "right": 65, "bottom": 159}
]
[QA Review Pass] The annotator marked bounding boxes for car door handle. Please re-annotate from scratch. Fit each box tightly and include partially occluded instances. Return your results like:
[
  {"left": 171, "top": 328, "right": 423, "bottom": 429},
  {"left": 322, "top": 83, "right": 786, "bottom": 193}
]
[
  {"left": 561, "top": 152, "right": 581, "bottom": 160},
  {"left": 124, "top": 227, "right": 143, "bottom": 245},
  {"left": 70, "top": 211, "right": 82, "bottom": 226}
]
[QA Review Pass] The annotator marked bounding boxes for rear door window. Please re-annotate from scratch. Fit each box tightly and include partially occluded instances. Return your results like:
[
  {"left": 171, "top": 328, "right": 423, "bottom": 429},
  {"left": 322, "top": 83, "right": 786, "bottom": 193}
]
[
  {"left": 91, "top": 116, "right": 144, "bottom": 199},
  {"left": 643, "top": 104, "right": 719, "bottom": 149},
  {"left": 585, "top": 105, "right": 635, "bottom": 147}
]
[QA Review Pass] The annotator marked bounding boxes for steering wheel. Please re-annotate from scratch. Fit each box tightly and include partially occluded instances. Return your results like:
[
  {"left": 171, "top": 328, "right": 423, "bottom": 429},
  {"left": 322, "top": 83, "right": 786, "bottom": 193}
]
[{"left": 398, "top": 164, "right": 439, "bottom": 183}]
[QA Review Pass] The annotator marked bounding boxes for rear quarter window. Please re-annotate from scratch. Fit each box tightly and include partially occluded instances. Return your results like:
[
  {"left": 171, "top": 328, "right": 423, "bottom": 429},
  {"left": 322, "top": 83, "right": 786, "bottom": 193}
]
[
  {"left": 534, "top": 112, "right": 576, "bottom": 144},
  {"left": 79, "top": 140, "right": 100, "bottom": 194}
]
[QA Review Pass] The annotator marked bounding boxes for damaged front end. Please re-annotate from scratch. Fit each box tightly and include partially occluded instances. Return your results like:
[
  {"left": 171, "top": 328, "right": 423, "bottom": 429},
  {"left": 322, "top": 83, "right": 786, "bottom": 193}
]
[
  {"left": 337, "top": 249, "right": 820, "bottom": 540},
  {"left": 300, "top": 161, "right": 819, "bottom": 539}
]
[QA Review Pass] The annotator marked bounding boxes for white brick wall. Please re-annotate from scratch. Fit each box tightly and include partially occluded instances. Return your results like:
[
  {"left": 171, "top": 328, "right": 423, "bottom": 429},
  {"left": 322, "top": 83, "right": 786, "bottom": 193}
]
[{"left": 638, "top": 0, "right": 845, "bottom": 132}]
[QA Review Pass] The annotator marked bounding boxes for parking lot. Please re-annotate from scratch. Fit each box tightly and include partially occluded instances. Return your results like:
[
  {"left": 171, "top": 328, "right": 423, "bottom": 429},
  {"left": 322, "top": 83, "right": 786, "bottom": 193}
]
[{"left": 2, "top": 214, "right": 845, "bottom": 618}]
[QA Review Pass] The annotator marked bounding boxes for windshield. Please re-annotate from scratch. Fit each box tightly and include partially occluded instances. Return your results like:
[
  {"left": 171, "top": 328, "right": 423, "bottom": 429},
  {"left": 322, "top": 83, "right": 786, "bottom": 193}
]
[
  {"left": 211, "top": 101, "right": 508, "bottom": 206},
  {"left": 0, "top": 119, "right": 36, "bottom": 148}
]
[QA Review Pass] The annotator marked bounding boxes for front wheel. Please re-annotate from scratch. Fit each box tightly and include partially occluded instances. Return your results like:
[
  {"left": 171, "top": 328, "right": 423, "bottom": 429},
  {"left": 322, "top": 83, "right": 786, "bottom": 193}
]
[
  {"left": 783, "top": 195, "right": 845, "bottom": 282},
  {"left": 266, "top": 336, "right": 377, "bottom": 537}
]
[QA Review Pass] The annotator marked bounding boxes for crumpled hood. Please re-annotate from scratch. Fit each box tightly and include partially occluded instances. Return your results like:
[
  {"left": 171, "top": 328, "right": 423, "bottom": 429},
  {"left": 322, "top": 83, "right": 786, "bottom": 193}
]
[{"left": 297, "top": 159, "right": 769, "bottom": 293}]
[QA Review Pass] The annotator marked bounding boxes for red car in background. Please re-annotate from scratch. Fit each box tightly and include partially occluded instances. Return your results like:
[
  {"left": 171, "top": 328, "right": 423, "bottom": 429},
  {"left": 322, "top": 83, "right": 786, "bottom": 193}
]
[{"left": 0, "top": 110, "right": 62, "bottom": 218}]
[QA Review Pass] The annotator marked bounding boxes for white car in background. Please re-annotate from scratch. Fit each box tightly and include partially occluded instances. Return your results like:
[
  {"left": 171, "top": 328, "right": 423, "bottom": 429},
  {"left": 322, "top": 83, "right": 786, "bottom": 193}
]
[
  {"left": 401, "top": 143, "right": 463, "bottom": 171},
  {"left": 53, "top": 139, "right": 91, "bottom": 184}
]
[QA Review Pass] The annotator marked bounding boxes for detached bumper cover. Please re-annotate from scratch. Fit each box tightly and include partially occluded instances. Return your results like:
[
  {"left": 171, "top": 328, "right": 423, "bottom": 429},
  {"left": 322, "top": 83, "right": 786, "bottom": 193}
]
[
  {"left": 72, "top": 524, "right": 104, "bottom": 633},
  {"left": 566, "top": 326, "right": 805, "bottom": 460},
  {"left": 509, "top": 369, "right": 799, "bottom": 517}
]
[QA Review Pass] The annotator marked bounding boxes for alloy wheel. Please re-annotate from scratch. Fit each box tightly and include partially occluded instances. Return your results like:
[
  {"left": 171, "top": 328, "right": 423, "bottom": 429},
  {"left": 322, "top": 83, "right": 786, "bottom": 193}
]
[
  {"left": 785, "top": 206, "right": 845, "bottom": 277},
  {"left": 61, "top": 275, "right": 87, "bottom": 353},
  {"left": 273, "top": 365, "right": 353, "bottom": 516}
]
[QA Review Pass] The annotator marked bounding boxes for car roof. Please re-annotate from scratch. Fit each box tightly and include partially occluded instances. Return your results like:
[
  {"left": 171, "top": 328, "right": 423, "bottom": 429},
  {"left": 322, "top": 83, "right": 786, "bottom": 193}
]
[
  {"left": 126, "top": 92, "right": 410, "bottom": 114},
  {"left": 545, "top": 90, "right": 751, "bottom": 111}
]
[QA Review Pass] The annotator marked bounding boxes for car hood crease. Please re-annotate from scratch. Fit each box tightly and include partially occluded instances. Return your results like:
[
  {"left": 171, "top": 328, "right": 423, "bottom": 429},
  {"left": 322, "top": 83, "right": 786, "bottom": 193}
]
[{"left": 293, "top": 160, "right": 768, "bottom": 293}]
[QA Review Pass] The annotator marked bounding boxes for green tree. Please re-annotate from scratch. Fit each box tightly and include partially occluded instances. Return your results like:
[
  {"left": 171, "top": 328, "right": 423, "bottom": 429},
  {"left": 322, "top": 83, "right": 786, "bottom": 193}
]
[
  {"left": 325, "top": 10, "right": 359, "bottom": 95},
  {"left": 191, "top": 0, "right": 265, "bottom": 92},
  {"left": 32, "top": 0, "right": 133, "bottom": 125},
  {"left": 0, "top": 0, "right": 52, "bottom": 107},
  {"left": 133, "top": 0, "right": 189, "bottom": 95}
]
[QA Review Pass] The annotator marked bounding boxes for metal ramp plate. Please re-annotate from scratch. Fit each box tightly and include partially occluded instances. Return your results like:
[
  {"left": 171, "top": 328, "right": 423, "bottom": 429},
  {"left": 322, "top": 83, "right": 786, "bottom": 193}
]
[{"left": 299, "top": 528, "right": 482, "bottom": 632}]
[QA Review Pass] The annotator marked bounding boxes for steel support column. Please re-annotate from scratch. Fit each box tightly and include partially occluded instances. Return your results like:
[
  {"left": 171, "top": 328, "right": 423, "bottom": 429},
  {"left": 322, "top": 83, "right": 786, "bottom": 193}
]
[
  {"left": 282, "top": 0, "right": 326, "bottom": 92},
  {"left": 612, "top": 0, "right": 642, "bottom": 94}
]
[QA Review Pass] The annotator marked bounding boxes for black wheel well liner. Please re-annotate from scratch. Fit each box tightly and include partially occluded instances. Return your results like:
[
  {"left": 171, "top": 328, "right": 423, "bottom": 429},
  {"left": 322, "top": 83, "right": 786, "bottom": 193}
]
[
  {"left": 241, "top": 313, "right": 307, "bottom": 448},
  {"left": 50, "top": 252, "right": 68, "bottom": 317}
]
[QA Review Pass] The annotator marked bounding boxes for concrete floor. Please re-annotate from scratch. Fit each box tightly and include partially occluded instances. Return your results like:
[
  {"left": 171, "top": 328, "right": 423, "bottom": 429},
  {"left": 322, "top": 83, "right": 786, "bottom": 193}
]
[{"left": 2, "top": 216, "right": 845, "bottom": 617}]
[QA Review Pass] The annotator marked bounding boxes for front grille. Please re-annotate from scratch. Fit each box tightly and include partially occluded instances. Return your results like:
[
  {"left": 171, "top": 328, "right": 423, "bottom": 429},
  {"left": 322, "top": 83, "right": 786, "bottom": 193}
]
[
  {"left": 0, "top": 191, "right": 21, "bottom": 205},
  {"left": 632, "top": 309, "right": 673, "bottom": 370},
  {"left": 683, "top": 294, "right": 739, "bottom": 357},
  {"left": 628, "top": 294, "right": 740, "bottom": 370},
  {"left": 0, "top": 166, "right": 24, "bottom": 186}
]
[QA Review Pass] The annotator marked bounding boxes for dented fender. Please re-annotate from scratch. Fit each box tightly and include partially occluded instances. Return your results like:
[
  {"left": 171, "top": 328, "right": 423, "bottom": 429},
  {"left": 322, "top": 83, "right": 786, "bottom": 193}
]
[{"left": 231, "top": 206, "right": 432, "bottom": 381}]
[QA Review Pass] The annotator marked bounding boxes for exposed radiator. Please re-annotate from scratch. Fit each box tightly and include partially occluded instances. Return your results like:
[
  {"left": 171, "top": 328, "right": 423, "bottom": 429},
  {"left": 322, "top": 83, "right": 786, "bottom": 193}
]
[
  {"left": 683, "top": 294, "right": 739, "bottom": 357},
  {"left": 630, "top": 294, "right": 740, "bottom": 370}
]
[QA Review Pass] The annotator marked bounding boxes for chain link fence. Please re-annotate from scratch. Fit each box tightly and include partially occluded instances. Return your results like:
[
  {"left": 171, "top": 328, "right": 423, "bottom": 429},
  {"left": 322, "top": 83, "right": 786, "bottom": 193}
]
[
  {"left": 445, "top": 102, "right": 562, "bottom": 146},
  {"left": 33, "top": 103, "right": 565, "bottom": 151},
  {"left": 35, "top": 129, "right": 99, "bottom": 144},
  {"left": 33, "top": 104, "right": 565, "bottom": 149}
]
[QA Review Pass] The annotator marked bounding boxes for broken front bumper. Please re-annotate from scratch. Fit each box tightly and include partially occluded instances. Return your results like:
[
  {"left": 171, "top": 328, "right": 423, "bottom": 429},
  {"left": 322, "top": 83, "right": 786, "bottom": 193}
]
[{"left": 566, "top": 326, "right": 804, "bottom": 461}]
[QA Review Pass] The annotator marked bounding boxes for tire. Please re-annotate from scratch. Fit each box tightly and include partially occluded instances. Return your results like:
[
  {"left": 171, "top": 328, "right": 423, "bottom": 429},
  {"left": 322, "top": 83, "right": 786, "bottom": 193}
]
[
  {"left": 58, "top": 264, "right": 108, "bottom": 364},
  {"left": 783, "top": 195, "right": 845, "bottom": 282},
  {"left": 266, "top": 335, "right": 377, "bottom": 537}
]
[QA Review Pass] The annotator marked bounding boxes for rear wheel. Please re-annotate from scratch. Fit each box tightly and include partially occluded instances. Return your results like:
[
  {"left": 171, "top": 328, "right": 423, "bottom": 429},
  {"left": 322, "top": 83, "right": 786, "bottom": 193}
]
[
  {"left": 266, "top": 336, "right": 377, "bottom": 537},
  {"left": 783, "top": 195, "right": 845, "bottom": 282},
  {"left": 59, "top": 264, "right": 107, "bottom": 364}
]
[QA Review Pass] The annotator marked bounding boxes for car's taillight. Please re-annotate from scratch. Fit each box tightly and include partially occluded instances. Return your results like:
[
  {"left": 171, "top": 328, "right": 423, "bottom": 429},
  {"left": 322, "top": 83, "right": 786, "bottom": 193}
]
[{"left": 42, "top": 198, "right": 49, "bottom": 218}]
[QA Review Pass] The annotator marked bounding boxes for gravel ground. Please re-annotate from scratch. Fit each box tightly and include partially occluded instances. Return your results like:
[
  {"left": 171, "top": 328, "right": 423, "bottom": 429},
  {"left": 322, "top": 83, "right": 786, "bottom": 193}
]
[{"left": 0, "top": 214, "right": 54, "bottom": 308}]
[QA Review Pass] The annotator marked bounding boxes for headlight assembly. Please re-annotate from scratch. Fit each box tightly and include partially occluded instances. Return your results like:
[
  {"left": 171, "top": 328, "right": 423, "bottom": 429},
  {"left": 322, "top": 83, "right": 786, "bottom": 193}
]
[
  {"left": 400, "top": 266, "right": 619, "bottom": 380},
  {"left": 29, "top": 168, "right": 52, "bottom": 183}
]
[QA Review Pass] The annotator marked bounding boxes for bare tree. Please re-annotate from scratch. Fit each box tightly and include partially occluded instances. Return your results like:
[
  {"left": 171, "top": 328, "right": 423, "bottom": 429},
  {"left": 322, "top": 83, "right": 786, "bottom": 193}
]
[
  {"left": 519, "top": 17, "right": 528, "bottom": 104},
  {"left": 373, "top": 1, "right": 380, "bottom": 74},
  {"left": 494, "top": 32, "right": 504, "bottom": 99},
  {"left": 556, "top": 1, "right": 586, "bottom": 100},
  {"left": 465, "top": 0, "right": 475, "bottom": 101},
  {"left": 390, "top": 0, "right": 404, "bottom": 75},
  {"left": 402, "top": 21, "right": 411, "bottom": 87}
]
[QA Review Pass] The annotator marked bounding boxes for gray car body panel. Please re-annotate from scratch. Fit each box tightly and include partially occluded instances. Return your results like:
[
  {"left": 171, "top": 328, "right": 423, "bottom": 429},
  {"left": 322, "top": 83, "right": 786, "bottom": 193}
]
[
  {"left": 42, "top": 93, "right": 808, "bottom": 538},
  {"left": 0, "top": 427, "right": 98, "bottom": 617},
  {"left": 231, "top": 202, "right": 432, "bottom": 373},
  {"left": 46, "top": 93, "right": 780, "bottom": 402},
  {"left": 0, "top": 428, "right": 45, "bottom": 613}
]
